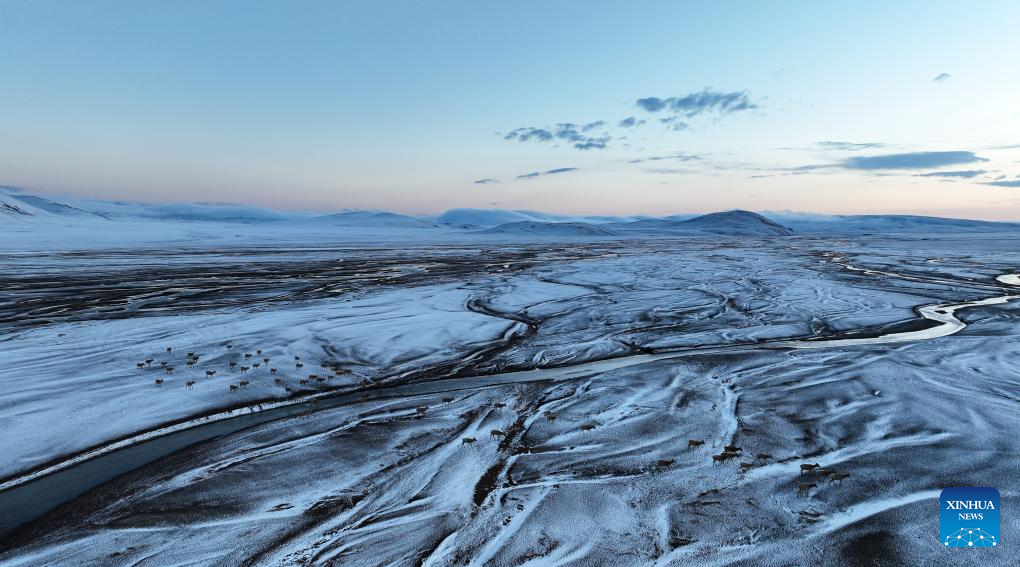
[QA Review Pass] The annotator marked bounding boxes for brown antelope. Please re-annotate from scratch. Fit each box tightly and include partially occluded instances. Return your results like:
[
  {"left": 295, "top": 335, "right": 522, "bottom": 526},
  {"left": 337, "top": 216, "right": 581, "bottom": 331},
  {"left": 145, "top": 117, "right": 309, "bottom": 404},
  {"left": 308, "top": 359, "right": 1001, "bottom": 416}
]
[
  {"left": 816, "top": 469, "right": 833, "bottom": 477},
  {"left": 295, "top": 355, "right": 301, "bottom": 361},
  {"left": 270, "top": 368, "right": 277, "bottom": 374},
  {"left": 755, "top": 453, "right": 772, "bottom": 461},
  {"left": 256, "top": 349, "right": 262, "bottom": 355},
  {"left": 442, "top": 396, "right": 454, "bottom": 403},
  {"left": 252, "top": 362, "right": 260, "bottom": 368},
  {"left": 244, "top": 353, "right": 252, "bottom": 359},
  {"left": 580, "top": 423, "right": 596, "bottom": 432},
  {"left": 165, "top": 366, "right": 174, "bottom": 374},
  {"left": 226, "top": 344, "right": 232, "bottom": 349},
  {"left": 462, "top": 437, "right": 477, "bottom": 445},
  {"left": 166, "top": 347, "right": 172, "bottom": 353},
  {"left": 415, "top": 405, "right": 428, "bottom": 414},
  {"left": 800, "top": 463, "right": 821, "bottom": 475},
  {"left": 829, "top": 472, "right": 850, "bottom": 485},
  {"left": 263, "top": 357, "right": 270, "bottom": 364},
  {"left": 299, "top": 379, "right": 309, "bottom": 385},
  {"left": 274, "top": 378, "right": 284, "bottom": 385},
  {"left": 797, "top": 482, "right": 817, "bottom": 497},
  {"left": 239, "top": 380, "right": 249, "bottom": 388},
  {"left": 240, "top": 366, "right": 249, "bottom": 373},
  {"left": 308, "top": 374, "right": 317, "bottom": 380},
  {"left": 160, "top": 361, "right": 167, "bottom": 368},
  {"left": 186, "top": 381, "right": 196, "bottom": 389},
  {"left": 229, "top": 384, "right": 239, "bottom": 392},
  {"left": 206, "top": 370, "right": 216, "bottom": 378},
  {"left": 724, "top": 445, "right": 741, "bottom": 453},
  {"left": 316, "top": 377, "right": 326, "bottom": 383},
  {"left": 712, "top": 452, "right": 737, "bottom": 465},
  {"left": 186, "top": 360, "right": 196, "bottom": 368},
  {"left": 688, "top": 439, "right": 705, "bottom": 448},
  {"left": 296, "top": 362, "right": 304, "bottom": 369},
  {"left": 490, "top": 429, "right": 504, "bottom": 439},
  {"left": 739, "top": 462, "right": 754, "bottom": 472},
  {"left": 145, "top": 358, "right": 154, "bottom": 366},
  {"left": 154, "top": 379, "right": 164, "bottom": 386},
  {"left": 284, "top": 386, "right": 294, "bottom": 393},
  {"left": 187, "top": 352, "right": 195, "bottom": 358},
  {"left": 229, "top": 361, "right": 237, "bottom": 369},
  {"left": 136, "top": 362, "right": 145, "bottom": 369}
]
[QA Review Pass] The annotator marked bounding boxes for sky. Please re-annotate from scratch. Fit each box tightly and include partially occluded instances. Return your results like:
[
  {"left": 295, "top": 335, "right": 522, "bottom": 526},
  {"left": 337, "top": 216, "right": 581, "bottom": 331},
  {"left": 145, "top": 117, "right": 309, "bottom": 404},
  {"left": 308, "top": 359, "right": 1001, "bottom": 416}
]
[{"left": 2, "top": 0, "right": 1020, "bottom": 219}]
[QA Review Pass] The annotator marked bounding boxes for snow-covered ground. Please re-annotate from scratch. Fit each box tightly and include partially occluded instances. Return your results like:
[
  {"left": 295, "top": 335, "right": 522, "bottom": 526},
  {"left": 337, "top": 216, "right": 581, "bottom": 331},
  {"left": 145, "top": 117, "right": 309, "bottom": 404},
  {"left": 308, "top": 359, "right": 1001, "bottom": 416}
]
[{"left": 1, "top": 201, "right": 1020, "bottom": 565}]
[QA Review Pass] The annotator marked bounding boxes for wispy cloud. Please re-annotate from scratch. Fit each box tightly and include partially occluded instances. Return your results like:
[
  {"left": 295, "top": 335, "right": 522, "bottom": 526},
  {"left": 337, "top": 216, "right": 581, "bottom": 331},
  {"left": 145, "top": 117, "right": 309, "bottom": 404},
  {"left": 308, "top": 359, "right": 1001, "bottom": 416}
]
[
  {"left": 841, "top": 151, "right": 987, "bottom": 170},
  {"left": 933, "top": 72, "right": 951, "bottom": 83},
  {"left": 917, "top": 169, "right": 987, "bottom": 179},
  {"left": 516, "top": 167, "right": 579, "bottom": 180},
  {"left": 983, "top": 180, "right": 1020, "bottom": 187},
  {"left": 817, "top": 141, "right": 886, "bottom": 151},
  {"left": 636, "top": 89, "right": 758, "bottom": 118},
  {"left": 502, "top": 122, "right": 610, "bottom": 150},
  {"left": 473, "top": 178, "right": 499, "bottom": 185},
  {"left": 628, "top": 152, "right": 701, "bottom": 164},
  {"left": 618, "top": 116, "right": 645, "bottom": 128}
]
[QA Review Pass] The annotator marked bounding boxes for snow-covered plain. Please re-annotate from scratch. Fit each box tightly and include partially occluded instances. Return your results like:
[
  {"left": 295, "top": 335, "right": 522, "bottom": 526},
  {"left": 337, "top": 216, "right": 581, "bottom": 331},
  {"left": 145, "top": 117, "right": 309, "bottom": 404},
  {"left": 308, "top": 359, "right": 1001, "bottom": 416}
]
[{"left": 2, "top": 196, "right": 1020, "bottom": 566}]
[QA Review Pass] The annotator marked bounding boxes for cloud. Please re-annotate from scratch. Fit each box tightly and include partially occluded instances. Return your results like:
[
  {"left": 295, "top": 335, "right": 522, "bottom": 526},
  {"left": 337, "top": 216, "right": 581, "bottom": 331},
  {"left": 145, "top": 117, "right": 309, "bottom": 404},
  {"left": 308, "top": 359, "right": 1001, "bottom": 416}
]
[
  {"left": 473, "top": 178, "right": 499, "bottom": 185},
  {"left": 933, "top": 73, "right": 951, "bottom": 83},
  {"left": 917, "top": 169, "right": 988, "bottom": 179},
  {"left": 629, "top": 152, "right": 701, "bottom": 164},
  {"left": 636, "top": 89, "right": 758, "bottom": 117},
  {"left": 502, "top": 122, "right": 609, "bottom": 150},
  {"left": 983, "top": 180, "right": 1020, "bottom": 187},
  {"left": 841, "top": 151, "right": 987, "bottom": 170},
  {"left": 658, "top": 116, "right": 689, "bottom": 131},
  {"left": 618, "top": 116, "right": 645, "bottom": 128},
  {"left": 817, "top": 141, "right": 886, "bottom": 151},
  {"left": 516, "top": 167, "right": 579, "bottom": 180}
]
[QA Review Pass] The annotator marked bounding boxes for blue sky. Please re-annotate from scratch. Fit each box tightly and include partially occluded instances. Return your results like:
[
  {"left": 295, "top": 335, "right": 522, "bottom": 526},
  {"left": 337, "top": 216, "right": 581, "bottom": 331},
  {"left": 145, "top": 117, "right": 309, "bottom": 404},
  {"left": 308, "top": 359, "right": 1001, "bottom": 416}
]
[{"left": 2, "top": 1, "right": 1020, "bottom": 218}]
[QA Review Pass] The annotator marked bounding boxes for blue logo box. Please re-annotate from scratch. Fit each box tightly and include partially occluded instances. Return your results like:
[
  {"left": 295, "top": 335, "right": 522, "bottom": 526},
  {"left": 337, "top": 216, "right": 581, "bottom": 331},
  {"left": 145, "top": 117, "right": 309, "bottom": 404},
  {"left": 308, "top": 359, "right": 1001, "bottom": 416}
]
[{"left": 940, "top": 487, "right": 1000, "bottom": 548}]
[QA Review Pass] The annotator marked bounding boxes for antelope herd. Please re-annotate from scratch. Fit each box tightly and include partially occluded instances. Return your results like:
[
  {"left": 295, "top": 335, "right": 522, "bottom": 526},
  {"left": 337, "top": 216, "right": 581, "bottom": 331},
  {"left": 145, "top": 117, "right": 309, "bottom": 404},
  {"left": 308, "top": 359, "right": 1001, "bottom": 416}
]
[
  {"left": 134, "top": 343, "right": 356, "bottom": 396},
  {"left": 689, "top": 440, "right": 852, "bottom": 497}
]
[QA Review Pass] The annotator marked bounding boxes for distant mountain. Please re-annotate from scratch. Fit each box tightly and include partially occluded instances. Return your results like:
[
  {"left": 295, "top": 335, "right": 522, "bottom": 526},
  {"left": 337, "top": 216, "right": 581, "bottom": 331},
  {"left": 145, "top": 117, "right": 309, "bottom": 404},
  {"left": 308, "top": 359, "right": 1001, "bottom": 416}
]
[
  {"left": 301, "top": 211, "right": 438, "bottom": 229},
  {"left": 435, "top": 208, "right": 644, "bottom": 229},
  {"left": 482, "top": 221, "right": 619, "bottom": 236},
  {"left": 612, "top": 210, "right": 795, "bottom": 236},
  {"left": 764, "top": 213, "right": 1020, "bottom": 234},
  {"left": 1, "top": 188, "right": 108, "bottom": 221}
]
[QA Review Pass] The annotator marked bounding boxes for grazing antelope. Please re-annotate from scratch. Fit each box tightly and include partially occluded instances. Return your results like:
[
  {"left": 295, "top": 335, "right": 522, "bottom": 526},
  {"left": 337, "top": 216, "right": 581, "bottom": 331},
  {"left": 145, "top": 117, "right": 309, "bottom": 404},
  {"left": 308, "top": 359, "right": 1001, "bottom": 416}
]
[
  {"left": 165, "top": 366, "right": 174, "bottom": 374},
  {"left": 136, "top": 362, "right": 145, "bottom": 369},
  {"left": 240, "top": 366, "right": 249, "bottom": 373},
  {"left": 187, "top": 352, "right": 195, "bottom": 358},
  {"left": 263, "top": 357, "right": 270, "bottom": 364},
  {"left": 829, "top": 472, "right": 850, "bottom": 485},
  {"left": 797, "top": 482, "right": 817, "bottom": 497},
  {"left": 239, "top": 380, "right": 249, "bottom": 388},
  {"left": 206, "top": 370, "right": 216, "bottom": 378},
  {"left": 580, "top": 423, "right": 597, "bottom": 432},
  {"left": 160, "top": 361, "right": 167, "bottom": 368},
  {"left": 800, "top": 463, "right": 821, "bottom": 475},
  {"left": 442, "top": 396, "right": 454, "bottom": 404},
  {"left": 415, "top": 405, "right": 428, "bottom": 414},
  {"left": 226, "top": 344, "right": 233, "bottom": 349},
  {"left": 295, "top": 355, "right": 301, "bottom": 361},
  {"left": 229, "top": 384, "right": 239, "bottom": 392},
  {"left": 461, "top": 437, "right": 477, "bottom": 445},
  {"left": 270, "top": 368, "right": 277, "bottom": 374},
  {"left": 252, "top": 362, "right": 260, "bottom": 368},
  {"left": 229, "top": 361, "right": 237, "bottom": 369},
  {"left": 274, "top": 378, "right": 284, "bottom": 385},
  {"left": 724, "top": 445, "right": 742, "bottom": 453},
  {"left": 712, "top": 452, "right": 738, "bottom": 465},
  {"left": 256, "top": 349, "right": 262, "bottom": 355},
  {"left": 186, "top": 381, "right": 196, "bottom": 389},
  {"left": 154, "top": 379, "right": 164, "bottom": 386},
  {"left": 755, "top": 453, "right": 772, "bottom": 461},
  {"left": 687, "top": 439, "right": 705, "bottom": 448},
  {"left": 308, "top": 374, "right": 317, "bottom": 380},
  {"left": 186, "top": 360, "right": 196, "bottom": 368},
  {"left": 296, "top": 362, "right": 304, "bottom": 369},
  {"left": 244, "top": 353, "right": 252, "bottom": 359},
  {"left": 490, "top": 429, "right": 504, "bottom": 439},
  {"left": 816, "top": 469, "right": 833, "bottom": 477},
  {"left": 145, "top": 358, "right": 154, "bottom": 366}
]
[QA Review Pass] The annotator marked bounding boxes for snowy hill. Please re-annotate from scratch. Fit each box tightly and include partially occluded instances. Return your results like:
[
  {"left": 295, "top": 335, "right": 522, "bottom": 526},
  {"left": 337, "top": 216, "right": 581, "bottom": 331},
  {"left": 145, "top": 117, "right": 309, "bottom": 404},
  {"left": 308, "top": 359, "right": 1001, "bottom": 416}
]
[
  {"left": 482, "top": 221, "right": 619, "bottom": 236},
  {"left": 613, "top": 210, "right": 795, "bottom": 236},
  {"left": 765, "top": 213, "right": 1020, "bottom": 234}
]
